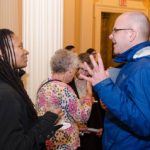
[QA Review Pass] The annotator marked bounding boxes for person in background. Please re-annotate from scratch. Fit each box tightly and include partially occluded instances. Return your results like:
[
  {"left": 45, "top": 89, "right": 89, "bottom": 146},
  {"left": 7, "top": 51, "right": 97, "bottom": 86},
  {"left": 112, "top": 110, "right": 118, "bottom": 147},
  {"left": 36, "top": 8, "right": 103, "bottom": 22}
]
[
  {"left": 69, "top": 52, "right": 104, "bottom": 150},
  {"left": 80, "top": 12, "right": 150, "bottom": 150},
  {"left": 86, "top": 48, "right": 97, "bottom": 60},
  {"left": 65, "top": 45, "right": 79, "bottom": 96},
  {"left": 36, "top": 49, "right": 93, "bottom": 150},
  {"left": 0, "top": 29, "right": 62, "bottom": 150},
  {"left": 65, "top": 45, "right": 76, "bottom": 53}
]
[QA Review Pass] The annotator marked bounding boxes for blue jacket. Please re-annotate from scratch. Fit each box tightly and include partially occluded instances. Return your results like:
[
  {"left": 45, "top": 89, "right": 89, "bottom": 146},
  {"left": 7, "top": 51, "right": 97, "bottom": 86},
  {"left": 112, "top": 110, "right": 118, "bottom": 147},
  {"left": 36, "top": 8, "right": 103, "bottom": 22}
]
[{"left": 94, "top": 41, "right": 150, "bottom": 150}]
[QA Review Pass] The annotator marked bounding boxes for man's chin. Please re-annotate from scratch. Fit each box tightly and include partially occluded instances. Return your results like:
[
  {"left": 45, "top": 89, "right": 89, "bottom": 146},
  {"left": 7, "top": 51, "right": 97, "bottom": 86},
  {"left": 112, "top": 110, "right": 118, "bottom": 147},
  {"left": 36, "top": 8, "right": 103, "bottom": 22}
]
[{"left": 114, "top": 49, "right": 121, "bottom": 55}]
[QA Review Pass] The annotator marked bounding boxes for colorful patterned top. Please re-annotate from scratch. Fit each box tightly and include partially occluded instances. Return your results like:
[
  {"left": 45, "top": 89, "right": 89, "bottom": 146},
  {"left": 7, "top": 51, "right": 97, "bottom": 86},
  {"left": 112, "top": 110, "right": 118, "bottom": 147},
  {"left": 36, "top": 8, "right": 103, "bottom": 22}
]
[{"left": 36, "top": 79, "right": 92, "bottom": 150}]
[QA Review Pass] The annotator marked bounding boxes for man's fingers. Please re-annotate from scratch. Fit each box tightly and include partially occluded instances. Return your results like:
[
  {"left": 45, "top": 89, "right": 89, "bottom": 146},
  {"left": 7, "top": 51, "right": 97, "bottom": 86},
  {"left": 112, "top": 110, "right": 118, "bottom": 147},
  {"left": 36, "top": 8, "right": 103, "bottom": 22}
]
[
  {"left": 105, "top": 69, "right": 109, "bottom": 77},
  {"left": 97, "top": 53, "right": 105, "bottom": 71},
  {"left": 80, "top": 53, "right": 108, "bottom": 85},
  {"left": 89, "top": 54, "right": 97, "bottom": 68},
  {"left": 79, "top": 74, "right": 92, "bottom": 83},
  {"left": 84, "top": 62, "right": 93, "bottom": 76}
]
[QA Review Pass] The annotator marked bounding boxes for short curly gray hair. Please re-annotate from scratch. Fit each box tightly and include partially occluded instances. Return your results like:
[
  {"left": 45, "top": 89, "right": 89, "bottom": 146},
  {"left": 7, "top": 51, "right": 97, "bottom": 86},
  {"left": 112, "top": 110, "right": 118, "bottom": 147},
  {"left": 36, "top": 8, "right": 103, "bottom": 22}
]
[{"left": 50, "top": 49, "right": 79, "bottom": 73}]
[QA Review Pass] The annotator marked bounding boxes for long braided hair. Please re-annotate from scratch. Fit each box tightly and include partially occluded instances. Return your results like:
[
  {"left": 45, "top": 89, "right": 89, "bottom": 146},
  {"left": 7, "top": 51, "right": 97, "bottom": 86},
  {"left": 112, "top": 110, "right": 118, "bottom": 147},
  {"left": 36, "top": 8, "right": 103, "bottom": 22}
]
[{"left": 0, "top": 29, "right": 37, "bottom": 120}]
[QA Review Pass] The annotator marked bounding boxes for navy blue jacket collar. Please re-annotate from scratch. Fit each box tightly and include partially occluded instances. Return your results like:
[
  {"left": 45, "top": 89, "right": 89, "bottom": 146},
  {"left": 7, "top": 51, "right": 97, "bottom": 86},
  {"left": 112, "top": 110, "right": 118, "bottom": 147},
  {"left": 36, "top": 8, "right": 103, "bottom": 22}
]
[{"left": 114, "top": 41, "right": 150, "bottom": 63}]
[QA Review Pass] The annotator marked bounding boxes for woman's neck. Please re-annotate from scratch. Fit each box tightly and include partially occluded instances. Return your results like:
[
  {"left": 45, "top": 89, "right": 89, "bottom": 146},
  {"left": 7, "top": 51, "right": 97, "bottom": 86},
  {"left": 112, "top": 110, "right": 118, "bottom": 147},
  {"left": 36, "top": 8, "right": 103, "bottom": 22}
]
[{"left": 51, "top": 73, "right": 66, "bottom": 82}]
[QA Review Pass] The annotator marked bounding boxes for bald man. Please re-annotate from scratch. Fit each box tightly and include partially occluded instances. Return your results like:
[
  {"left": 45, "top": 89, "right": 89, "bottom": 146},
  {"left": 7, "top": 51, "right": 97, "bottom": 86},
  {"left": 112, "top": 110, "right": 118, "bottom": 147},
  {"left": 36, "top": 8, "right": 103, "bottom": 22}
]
[{"left": 80, "top": 12, "right": 150, "bottom": 150}]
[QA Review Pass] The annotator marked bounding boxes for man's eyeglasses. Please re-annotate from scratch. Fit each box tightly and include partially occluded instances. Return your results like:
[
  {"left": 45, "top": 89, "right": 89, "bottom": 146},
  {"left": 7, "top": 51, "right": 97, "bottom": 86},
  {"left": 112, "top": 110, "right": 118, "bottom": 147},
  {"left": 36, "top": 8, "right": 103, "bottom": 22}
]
[{"left": 112, "top": 28, "right": 133, "bottom": 33}]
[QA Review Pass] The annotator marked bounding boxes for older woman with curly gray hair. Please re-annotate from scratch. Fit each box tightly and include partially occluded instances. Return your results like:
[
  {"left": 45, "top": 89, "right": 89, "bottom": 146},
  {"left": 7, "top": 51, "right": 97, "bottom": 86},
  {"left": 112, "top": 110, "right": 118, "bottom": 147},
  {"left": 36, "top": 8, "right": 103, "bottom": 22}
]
[
  {"left": 37, "top": 49, "right": 93, "bottom": 150},
  {"left": 50, "top": 49, "right": 79, "bottom": 83}
]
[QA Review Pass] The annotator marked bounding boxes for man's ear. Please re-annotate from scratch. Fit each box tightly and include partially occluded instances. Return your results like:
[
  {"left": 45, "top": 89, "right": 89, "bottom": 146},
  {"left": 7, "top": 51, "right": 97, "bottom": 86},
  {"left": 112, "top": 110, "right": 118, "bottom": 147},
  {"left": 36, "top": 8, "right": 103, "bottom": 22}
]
[{"left": 129, "top": 30, "right": 136, "bottom": 42}]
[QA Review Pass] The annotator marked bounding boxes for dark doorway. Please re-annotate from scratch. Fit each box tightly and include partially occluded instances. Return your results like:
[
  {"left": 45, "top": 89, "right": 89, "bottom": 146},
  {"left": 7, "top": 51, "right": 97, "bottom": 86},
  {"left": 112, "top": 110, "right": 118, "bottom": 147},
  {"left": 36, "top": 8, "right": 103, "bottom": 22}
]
[{"left": 100, "top": 12, "right": 121, "bottom": 68}]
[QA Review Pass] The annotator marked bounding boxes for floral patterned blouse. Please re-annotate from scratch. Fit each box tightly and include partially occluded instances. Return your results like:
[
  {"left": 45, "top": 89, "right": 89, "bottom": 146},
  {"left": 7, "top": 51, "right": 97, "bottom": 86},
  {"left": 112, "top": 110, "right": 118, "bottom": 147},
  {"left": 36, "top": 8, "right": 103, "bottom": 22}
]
[{"left": 36, "top": 79, "right": 92, "bottom": 150}]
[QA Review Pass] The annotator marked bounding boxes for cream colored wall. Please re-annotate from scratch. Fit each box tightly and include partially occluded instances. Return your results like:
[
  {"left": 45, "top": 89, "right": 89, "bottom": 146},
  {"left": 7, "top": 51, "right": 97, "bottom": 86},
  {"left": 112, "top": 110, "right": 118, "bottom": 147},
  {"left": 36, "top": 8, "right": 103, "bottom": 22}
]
[
  {"left": 63, "top": 0, "right": 76, "bottom": 47},
  {"left": 63, "top": 0, "right": 150, "bottom": 54},
  {"left": 0, "top": 0, "right": 22, "bottom": 38},
  {"left": 63, "top": 0, "right": 81, "bottom": 53},
  {"left": 63, "top": 0, "right": 95, "bottom": 53},
  {"left": 80, "top": 0, "right": 94, "bottom": 52}
]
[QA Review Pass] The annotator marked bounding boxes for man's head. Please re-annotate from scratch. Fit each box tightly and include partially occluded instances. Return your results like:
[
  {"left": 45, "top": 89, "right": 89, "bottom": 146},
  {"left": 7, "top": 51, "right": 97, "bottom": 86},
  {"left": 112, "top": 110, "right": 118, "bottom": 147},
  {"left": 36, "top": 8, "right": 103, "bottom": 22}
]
[
  {"left": 65, "top": 45, "right": 76, "bottom": 53},
  {"left": 109, "top": 12, "right": 150, "bottom": 54},
  {"left": 86, "top": 48, "right": 97, "bottom": 60},
  {"left": 76, "top": 52, "right": 93, "bottom": 79}
]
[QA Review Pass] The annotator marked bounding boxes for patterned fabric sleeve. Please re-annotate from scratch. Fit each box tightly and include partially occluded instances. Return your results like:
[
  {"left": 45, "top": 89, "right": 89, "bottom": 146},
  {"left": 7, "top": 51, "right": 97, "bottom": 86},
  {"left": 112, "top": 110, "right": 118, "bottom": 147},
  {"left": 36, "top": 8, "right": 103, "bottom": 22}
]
[
  {"left": 36, "top": 81, "right": 92, "bottom": 123},
  {"left": 63, "top": 85, "right": 92, "bottom": 123}
]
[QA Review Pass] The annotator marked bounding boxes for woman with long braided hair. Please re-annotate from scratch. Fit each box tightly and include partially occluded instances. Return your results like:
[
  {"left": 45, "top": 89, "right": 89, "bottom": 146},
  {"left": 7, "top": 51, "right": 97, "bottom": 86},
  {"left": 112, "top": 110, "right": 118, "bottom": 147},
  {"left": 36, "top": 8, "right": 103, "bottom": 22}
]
[{"left": 0, "top": 29, "right": 62, "bottom": 150}]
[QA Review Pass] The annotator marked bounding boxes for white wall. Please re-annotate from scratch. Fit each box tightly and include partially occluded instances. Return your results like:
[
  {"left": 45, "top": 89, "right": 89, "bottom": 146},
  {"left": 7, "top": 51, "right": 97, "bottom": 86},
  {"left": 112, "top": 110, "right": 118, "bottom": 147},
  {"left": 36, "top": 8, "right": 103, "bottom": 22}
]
[{"left": 23, "top": 0, "right": 64, "bottom": 103}]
